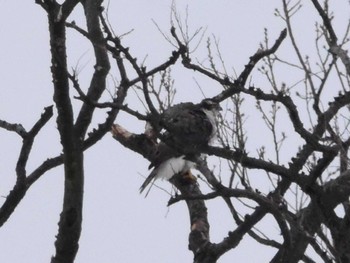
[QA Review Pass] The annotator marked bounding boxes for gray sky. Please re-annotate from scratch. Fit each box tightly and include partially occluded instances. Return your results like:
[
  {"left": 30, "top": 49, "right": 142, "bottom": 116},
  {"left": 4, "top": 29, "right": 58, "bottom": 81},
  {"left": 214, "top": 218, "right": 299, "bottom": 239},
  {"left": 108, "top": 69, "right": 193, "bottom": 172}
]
[{"left": 1, "top": 1, "right": 348, "bottom": 262}]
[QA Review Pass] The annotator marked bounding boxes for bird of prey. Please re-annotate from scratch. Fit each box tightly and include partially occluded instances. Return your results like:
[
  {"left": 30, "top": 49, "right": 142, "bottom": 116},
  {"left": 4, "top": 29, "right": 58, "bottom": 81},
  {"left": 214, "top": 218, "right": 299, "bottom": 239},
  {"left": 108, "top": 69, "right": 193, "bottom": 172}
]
[{"left": 140, "top": 99, "right": 221, "bottom": 194}]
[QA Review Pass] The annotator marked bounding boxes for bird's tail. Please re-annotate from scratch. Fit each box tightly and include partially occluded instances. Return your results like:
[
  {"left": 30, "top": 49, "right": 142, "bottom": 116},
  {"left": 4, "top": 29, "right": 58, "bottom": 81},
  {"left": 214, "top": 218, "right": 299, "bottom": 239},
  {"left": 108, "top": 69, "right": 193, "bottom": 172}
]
[{"left": 139, "top": 169, "right": 157, "bottom": 196}]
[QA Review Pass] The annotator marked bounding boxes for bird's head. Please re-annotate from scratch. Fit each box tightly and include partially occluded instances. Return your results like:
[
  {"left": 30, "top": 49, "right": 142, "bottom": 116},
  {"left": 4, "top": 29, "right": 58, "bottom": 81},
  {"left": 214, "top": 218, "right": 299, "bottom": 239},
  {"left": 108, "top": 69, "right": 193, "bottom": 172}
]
[{"left": 199, "top": 98, "right": 222, "bottom": 113}]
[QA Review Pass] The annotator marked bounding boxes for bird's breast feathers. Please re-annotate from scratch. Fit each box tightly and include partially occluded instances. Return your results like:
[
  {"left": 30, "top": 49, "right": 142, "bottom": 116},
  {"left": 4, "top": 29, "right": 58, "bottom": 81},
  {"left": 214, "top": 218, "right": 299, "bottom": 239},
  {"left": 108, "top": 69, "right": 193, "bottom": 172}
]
[{"left": 201, "top": 108, "right": 219, "bottom": 143}]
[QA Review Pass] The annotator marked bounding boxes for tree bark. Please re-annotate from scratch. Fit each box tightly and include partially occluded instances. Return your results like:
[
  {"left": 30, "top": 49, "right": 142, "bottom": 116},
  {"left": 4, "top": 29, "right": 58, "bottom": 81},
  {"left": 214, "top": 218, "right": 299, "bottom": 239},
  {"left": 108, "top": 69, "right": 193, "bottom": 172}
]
[{"left": 46, "top": 4, "right": 84, "bottom": 263}]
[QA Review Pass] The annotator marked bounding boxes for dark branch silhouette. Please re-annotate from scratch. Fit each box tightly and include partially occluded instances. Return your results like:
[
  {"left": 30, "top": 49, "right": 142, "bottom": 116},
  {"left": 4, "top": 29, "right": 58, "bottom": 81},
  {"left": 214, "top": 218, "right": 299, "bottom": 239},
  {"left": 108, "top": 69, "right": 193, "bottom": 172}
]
[{"left": 1, "top": 1, "right": 350, "bottom": 263}]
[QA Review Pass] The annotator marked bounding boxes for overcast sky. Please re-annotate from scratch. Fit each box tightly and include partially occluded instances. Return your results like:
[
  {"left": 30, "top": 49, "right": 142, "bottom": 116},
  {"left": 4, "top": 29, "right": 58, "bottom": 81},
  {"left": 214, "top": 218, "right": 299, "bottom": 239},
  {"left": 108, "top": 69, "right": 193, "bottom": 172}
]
[{"left": 0, "top": 1, "right": 348, "bottom": 262}]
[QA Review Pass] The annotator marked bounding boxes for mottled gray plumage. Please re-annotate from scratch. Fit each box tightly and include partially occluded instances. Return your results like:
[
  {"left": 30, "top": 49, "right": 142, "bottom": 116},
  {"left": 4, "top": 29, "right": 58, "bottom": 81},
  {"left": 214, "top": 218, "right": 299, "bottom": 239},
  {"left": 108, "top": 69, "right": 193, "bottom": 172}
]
[
  {"left": 161, "top": 103, "right": 213, "bottom": 146},
  {"left": 140, "top": 99, "right": 221, "bottom": 194}
]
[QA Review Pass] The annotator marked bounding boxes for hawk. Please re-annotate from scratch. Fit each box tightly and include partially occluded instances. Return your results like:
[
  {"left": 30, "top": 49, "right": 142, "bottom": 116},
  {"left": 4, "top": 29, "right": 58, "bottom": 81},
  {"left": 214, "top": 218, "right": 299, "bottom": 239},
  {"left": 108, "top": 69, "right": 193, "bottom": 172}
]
[{"left": 140, "top": 99, "right": 221, "bottom": 194}]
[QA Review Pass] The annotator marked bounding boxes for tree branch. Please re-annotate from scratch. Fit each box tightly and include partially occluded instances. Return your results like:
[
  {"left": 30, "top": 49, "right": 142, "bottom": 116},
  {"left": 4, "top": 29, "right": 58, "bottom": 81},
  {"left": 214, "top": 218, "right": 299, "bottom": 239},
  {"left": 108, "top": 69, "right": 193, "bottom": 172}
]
[
  {"left": 214, "top": 28, "right": 287, "bottom": 101},
  {"left": 46, "top": 4, "right": 84, "bottom": 262},
  {"left": 16, "top": 106, "right": 54, "bottom": 181},
  {"left": 74, "top": 0, "right": 110, "bottom": 139},
  {"left": 0, "top": 120, "right": 27, "bottom": 138},
  {"left": 310, "top": 0, "right": 338, "bottom": 45},
  {"left": 0, "top": 106, "right": 54, "bottom": 227}
]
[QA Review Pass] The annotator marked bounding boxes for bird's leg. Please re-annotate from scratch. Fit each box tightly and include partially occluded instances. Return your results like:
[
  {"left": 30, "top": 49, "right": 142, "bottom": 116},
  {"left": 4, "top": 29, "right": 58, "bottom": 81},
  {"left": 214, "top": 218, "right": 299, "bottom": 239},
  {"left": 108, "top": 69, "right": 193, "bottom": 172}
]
[{"left": 181, "top": 170, "right": 197, "bottom": 184}]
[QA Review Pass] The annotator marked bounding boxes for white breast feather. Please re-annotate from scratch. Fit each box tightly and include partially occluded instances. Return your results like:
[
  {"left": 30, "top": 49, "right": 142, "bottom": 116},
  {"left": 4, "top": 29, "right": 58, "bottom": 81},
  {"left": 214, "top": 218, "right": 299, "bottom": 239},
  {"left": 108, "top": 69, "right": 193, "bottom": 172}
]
[{"left": 202, "top": 109, "right": 219, "bottom": 144}]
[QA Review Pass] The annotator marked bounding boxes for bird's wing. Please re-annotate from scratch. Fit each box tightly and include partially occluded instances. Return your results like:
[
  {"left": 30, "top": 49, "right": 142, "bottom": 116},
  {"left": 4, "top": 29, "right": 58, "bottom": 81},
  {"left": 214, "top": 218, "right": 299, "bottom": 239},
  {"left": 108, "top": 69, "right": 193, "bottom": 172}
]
[
  {"left": 161, "top": 103, "right": 213, "bottom": 145},
  {"left": 148, "top": 142, "right": 181, "bottom": 169}
]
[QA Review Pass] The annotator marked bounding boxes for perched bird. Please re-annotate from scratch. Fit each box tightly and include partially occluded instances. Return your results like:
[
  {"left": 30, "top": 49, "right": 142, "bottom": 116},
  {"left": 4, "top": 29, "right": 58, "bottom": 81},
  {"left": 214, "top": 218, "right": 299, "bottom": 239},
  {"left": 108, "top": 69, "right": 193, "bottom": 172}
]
[{"left": 140, "top": 98, "right": 221, "bottom": 195}]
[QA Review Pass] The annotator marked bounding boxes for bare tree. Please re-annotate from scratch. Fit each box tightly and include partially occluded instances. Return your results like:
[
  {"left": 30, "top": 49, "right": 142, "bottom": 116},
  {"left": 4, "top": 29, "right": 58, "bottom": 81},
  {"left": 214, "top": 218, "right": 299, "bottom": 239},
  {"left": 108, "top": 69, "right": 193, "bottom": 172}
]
[
  {"left": 1, "top": 1, "right": 350, "bottom": 263},
  {"left": 112, "top": 1, "right": 350, "bottom": 262}
]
